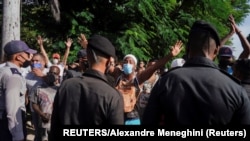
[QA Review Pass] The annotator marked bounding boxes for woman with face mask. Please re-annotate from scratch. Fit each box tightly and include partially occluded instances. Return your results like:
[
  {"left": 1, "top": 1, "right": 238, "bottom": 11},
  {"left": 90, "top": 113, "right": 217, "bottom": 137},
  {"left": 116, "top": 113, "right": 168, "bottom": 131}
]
[{"left": 115, "top": 40, "right": 183, "bottom": 125}]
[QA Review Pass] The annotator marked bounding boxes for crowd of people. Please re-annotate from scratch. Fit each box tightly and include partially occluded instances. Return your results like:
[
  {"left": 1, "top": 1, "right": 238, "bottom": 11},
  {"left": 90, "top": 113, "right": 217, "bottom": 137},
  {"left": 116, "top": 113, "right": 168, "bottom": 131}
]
[{"left": 1, "top": 14, "right": 250, "bottom": 141}]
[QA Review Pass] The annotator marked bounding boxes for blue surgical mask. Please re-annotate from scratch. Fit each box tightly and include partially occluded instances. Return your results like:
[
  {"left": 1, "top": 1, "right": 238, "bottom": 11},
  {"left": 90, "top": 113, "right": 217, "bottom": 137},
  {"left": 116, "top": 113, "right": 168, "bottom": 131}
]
[
  {"left": 123, "top": 64, "right": 133, "bottom": 75},
  {"left": 31, "top": 63, "right": 42, "bottom": 69}
]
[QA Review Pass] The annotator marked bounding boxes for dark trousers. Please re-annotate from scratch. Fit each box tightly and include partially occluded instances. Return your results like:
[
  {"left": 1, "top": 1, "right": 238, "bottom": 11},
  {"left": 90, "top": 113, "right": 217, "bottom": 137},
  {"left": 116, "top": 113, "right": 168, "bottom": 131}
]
[
  {"left": 22, "top": 110, "right": 27, "bottom": 141},
  {"left": 0, "top": 118, "right": 12, "bottom": 141},
  {"left": 0, "top": 110, "right": 26, "bottom": 141}
]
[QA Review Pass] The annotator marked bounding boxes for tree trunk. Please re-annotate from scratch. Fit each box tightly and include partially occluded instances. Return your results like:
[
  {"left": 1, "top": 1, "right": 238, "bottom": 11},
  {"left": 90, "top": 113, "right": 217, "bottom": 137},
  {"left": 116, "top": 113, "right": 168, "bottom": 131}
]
[{"left": 1, "top": 0, "right": 21, "bottom": 62}]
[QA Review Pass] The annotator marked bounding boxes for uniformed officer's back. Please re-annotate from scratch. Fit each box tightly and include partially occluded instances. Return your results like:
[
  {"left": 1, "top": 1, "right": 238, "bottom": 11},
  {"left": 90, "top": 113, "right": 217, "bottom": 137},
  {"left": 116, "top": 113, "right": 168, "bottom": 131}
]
[
  {"left": 142, "top": 20, "right": 250, "bottom": 126},
  {"left": 49, "top": 35, "right": 124, "bottom": 140}
]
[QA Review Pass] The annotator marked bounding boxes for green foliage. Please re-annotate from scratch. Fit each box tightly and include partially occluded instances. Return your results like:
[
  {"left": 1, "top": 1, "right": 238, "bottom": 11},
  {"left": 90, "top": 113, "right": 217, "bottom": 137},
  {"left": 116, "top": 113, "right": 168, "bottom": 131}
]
[
  {"left": 20, "top": 4, "right": 94, "bottom": 64},
  {"left": 12, "top": 0, "right": 250, "bottom": 66}
]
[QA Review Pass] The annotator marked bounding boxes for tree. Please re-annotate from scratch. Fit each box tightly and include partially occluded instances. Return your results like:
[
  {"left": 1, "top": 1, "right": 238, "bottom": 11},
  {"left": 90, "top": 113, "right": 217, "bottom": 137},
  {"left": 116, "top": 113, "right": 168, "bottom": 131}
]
[
  {"left": 5, "top": 0, "right": 250, "bottom": 64},
  {"left": 1, "top": 0, "right": 21, "bottom": 62}
]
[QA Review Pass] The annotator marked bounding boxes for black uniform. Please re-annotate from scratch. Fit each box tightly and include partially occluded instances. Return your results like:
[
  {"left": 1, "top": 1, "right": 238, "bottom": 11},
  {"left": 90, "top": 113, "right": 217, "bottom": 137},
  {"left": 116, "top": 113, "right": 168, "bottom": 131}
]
[
  {"left": 241, "top": 79, "right": 250, "bottom": 100},
  {"left": 142, "top": 57, "right": 250, "bottom": 125},
  {"left": 50, "top": 69, "right": 124, "bottom": 127}
]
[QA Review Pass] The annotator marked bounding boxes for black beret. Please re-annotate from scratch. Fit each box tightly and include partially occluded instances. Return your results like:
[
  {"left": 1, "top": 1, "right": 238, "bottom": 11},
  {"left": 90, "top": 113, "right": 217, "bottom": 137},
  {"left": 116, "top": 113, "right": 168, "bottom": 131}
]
[
  {"left": 87, "top": 35, "right": 116, "bottom": 58},
  {"left": 4, "top": 40, "right": 37, "bottom": 55},
  {"left": 190, "top": 20, "right": 220, "bottom": 47}
]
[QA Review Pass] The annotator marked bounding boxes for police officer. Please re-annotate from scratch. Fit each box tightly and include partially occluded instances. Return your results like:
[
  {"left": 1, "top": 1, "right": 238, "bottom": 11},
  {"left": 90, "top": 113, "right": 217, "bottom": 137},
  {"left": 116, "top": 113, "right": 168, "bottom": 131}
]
[
  {"left": 49, "top": 35, "right": 124, "bottom": 140},
  {"left": 0, "top": 40, "right": 37, "bottom": 141},
  {"left": 142, "top": 20, "right": 250, "bottom": 125}
]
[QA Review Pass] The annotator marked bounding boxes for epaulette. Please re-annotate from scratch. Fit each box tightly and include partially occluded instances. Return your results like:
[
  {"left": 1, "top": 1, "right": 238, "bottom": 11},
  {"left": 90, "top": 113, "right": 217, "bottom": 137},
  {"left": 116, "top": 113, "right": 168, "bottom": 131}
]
[
  {"left": 10, "top": 68, "right": 21, "bottom": 76},
  {"left": 219, "top": 69, "right": 241, "bottom": 84}
]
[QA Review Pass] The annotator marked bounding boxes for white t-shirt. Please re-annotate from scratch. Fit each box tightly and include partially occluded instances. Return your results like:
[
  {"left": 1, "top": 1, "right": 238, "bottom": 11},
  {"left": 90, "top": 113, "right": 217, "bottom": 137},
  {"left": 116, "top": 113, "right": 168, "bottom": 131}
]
[{"left": 25, "top": 68, "right": 49, "bottom": 112}]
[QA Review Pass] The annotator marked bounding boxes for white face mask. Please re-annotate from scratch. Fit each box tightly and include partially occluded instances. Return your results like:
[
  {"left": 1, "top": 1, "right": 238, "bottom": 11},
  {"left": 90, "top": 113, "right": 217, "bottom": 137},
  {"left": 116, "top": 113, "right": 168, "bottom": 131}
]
[{"left": 52, "top": 59, "right": 59, "bottom": 64}]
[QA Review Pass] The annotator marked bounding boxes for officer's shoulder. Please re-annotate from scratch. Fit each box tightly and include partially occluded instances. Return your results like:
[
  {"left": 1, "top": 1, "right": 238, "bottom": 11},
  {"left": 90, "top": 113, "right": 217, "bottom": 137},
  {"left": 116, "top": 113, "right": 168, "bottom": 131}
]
[
  {"left": 61, "top": 75, "right": 84, "bottom": 85},
  {"left": 219, "top": 69, "right": 241, "bottom": 84},
  {"left": 9, "top": 68, "right": 22, "bottom": 76},
  {"left": 161, "top": 66, "right": 182, "bottom": 77}
]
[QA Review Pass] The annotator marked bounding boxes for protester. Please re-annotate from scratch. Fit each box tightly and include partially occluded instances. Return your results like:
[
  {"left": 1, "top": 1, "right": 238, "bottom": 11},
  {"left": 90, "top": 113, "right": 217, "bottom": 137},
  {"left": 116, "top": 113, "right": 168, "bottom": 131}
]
[
  {"left": 62, "top": 49, "right": 87, "bottom": 81},
  {"left": 137, "top": 60, "right": 146, "bottom": 75},
  {"left": 137, "top": 58, "right": 160, "bottom": 119},
  {"left": 37, "top": 35, "right": 73, "bottom": 82},
  {"left": 0, "top": 40, "right": 37, "bottom": 141},
  {"left": 218, "top": 46, "right": 235, "bottom": 75},
  {"left": 142, "top": 20, "right": 250, "bottom": 125},
  {"left": 115, "top": 40, "right": 183, "bottom": 125},
  {"left": 25, "top": 53, "right": 49, "bottom": 141},
  {"left": 30, "top": 65, "right": 61, "bottom": 141},
  {"left": 233, "top": 59, "right": 250, "bottom": 99},
  {"left": 218, "top": 14, "right": 250, "bottom": 74}
]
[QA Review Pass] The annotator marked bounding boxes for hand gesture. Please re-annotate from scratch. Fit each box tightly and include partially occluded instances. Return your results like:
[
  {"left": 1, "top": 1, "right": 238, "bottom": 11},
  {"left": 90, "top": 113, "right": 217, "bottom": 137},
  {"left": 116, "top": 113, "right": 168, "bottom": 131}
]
[
  {"left": 170, "top": 40, "right": 183, "bottom": 57},
  {"left": 37, "top": 35, "right": 44, "bottom": 46},
  {"left": 65, "top": 38, "right": 73, "bottom": 48},
  {"left": 41, "top": 113, "right": 50, "bottom": 123},
  {"left": 78, "top": 33, "right": 88, "bottom": 48},
  {"left": 228, "top": 14, "right": 240, "bottom": 33},
  {"left": 32, "top": 68, "right": 44, "bottom": 77}
]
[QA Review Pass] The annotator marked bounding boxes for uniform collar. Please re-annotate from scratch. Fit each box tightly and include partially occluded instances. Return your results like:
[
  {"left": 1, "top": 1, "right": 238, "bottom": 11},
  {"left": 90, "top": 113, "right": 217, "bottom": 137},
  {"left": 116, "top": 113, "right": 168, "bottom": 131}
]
[
  {"left": 183, "top": 56, "right": 219, "bottom": 69},
  {"left": 6, "top": 61, "right": 22, "bottom": 72},
  {"left": 83, "top": 69, "right": 109, "bottom": 83}
]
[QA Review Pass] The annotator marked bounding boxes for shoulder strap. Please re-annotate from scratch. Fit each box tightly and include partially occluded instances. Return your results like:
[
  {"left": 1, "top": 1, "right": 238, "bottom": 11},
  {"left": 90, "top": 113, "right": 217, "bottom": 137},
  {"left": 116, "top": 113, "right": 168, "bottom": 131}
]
[{"left": 10, "top": 68, "right": 21, "bottom": 76}]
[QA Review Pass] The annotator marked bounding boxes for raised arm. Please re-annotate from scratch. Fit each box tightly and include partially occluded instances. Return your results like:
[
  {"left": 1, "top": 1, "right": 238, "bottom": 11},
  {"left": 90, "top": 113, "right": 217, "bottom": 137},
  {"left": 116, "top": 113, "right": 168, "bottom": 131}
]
[
  {"left": 137, "top": 40, "right": 183, "bottom": 85},
  {"left": 77, "top": 33, "right": 88, "bottom": 49},
  {"left": 229, "top": 15, "right": 250, "bottom": 59},
  {"left": 37, "top": 35, "right": 50, "bottom": 65},
  {"left": 61, "top": 38, "right": 73, "bottom": 66},
  {"left": 220, "top": 15, "right": 236, "bottom": 47}
]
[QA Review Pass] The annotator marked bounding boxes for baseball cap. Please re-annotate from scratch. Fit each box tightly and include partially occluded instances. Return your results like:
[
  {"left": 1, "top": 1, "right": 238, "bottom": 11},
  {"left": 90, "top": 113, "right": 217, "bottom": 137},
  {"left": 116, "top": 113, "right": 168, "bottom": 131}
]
[
  {"left": 170, "top": 58, "right": 185, "bottom": 68},
  {"left": 4, "top": 40, "right": 37, "bottom": 55},
  {"left": 219, "top": 46, "right": 233, "bottom": 57},
  {"left": 77, "top": 49, "right": 87, "bottom": 58},
  {"left": 52, "top": 53, "right": 60, "bottom": 59},
  {"left": 87, "top": 35, "right": 116, "bottom": 58}
]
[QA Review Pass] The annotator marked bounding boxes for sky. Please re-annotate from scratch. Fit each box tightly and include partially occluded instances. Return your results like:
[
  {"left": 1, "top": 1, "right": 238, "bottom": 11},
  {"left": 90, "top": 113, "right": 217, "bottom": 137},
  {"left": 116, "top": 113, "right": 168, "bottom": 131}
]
[{"left": 231, "top": 13, "right": 250, "bottom": 59}]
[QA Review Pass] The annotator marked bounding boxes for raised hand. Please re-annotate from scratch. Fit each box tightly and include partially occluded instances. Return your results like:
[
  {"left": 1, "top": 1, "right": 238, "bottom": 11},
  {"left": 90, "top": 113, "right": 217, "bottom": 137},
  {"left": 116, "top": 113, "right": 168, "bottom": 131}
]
[
  {"left": 228, "top": 14, "right": 240, "bottom": 33},
  {"left": 37, "top": 35, "right": 44, "bottom": 46},
  {"left": 65, "top": 38, "right": 73, "bottom": 48},
  {"left": 78, "top": 33, "right": 88, "bottom": 48},
  {"left": 170, "top": 40, "right": 183, "bottom": 57}
]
